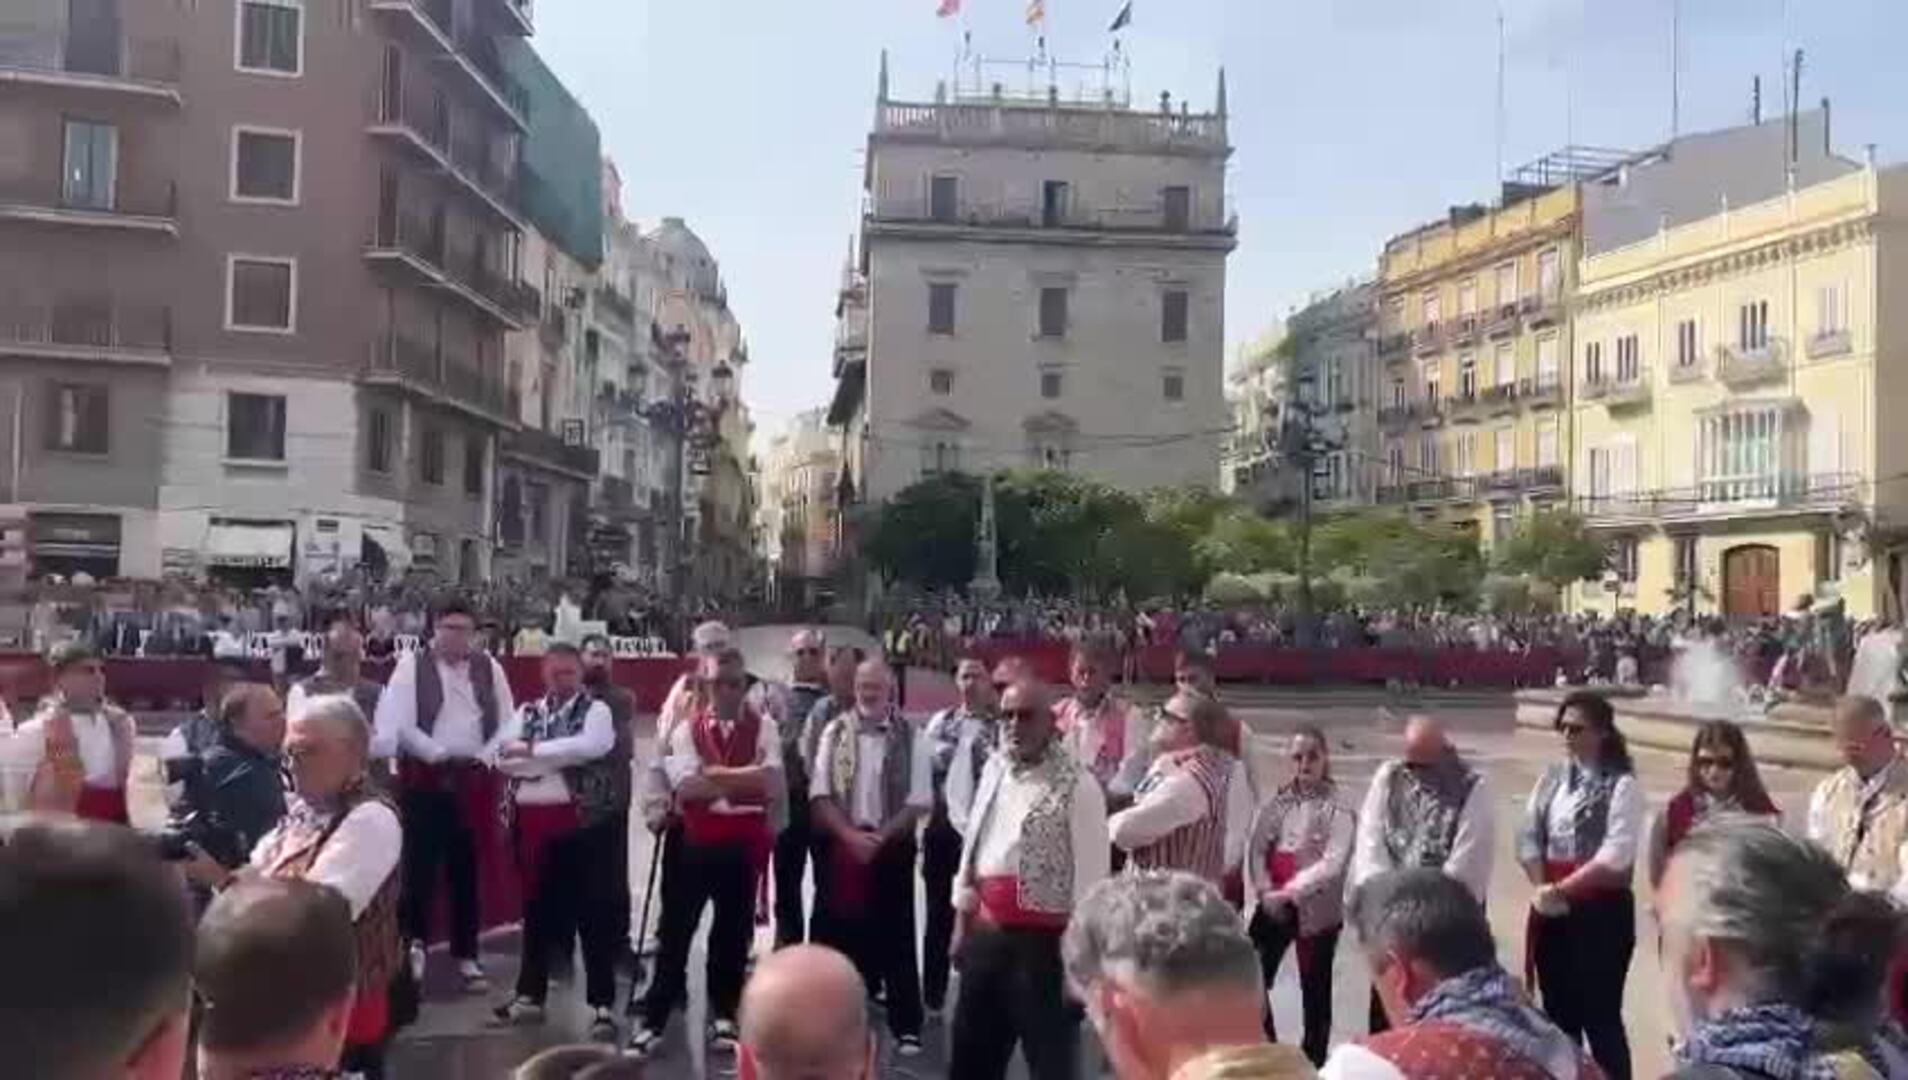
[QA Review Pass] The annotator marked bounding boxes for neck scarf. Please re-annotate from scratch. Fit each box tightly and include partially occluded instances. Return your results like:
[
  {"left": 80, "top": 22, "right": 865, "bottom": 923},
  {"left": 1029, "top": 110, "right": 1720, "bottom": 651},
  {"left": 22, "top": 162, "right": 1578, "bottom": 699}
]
[
  {"left": 1676, "top": 1004, "right": 1841, "bottom": 1080},
  {"left": 1407, "top": 965, "right": 1581, "bottom": 1079}
]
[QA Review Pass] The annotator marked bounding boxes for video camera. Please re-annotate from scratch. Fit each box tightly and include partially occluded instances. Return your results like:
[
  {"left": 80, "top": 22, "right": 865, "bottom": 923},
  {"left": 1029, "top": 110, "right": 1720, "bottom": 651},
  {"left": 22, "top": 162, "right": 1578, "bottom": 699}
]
[{"left": 151, "top": 756, "right": 245, "bottom": 867}]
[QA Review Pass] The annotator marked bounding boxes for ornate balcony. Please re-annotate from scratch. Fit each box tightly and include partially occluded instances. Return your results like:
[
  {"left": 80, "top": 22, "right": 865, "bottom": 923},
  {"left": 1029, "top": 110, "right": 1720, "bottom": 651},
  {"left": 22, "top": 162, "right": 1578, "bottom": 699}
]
[
  {"left": 0, "top": 30, "right": 181, "bottom": 104},
  {"left": 1484, "top": 303, "right": 1520, "bottom": 338},
  {"left": 1378, "top": 332, "right": 1410, "bottom": 362},
  {"left": 1715, "top": 340, "right": 1788, "bottom": 386},
  {"left": 504, "top": 425, "right": 598, "bottom": 480},
  {"left": 1581, "top": 370, "right": 1651, "bottom": 409},
  {"left": 1806, "top": 330, "right": 1852, "bottom": 359},
  {"left": 1412, "top": 323, "right": 1444, "bottom": 355},
  {"left": 1578, "top": 473, "right": 1860, "bottom": 525}
]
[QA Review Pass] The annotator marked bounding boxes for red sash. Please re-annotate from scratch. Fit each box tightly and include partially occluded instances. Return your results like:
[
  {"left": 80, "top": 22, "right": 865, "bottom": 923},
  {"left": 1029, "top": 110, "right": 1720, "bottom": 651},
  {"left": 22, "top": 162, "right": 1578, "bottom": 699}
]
[
  {"left": 1266, "top": 849, "right": 1299, "bottom": 887},
  {"left": 75, "top": 784, "right": 128, "bottom": 825},
  {"left": 976, "top": 876, "right": 1068, "bottom": 931},
  {"left": 829, "top": 840, "right": 874, "bottom": 917}
]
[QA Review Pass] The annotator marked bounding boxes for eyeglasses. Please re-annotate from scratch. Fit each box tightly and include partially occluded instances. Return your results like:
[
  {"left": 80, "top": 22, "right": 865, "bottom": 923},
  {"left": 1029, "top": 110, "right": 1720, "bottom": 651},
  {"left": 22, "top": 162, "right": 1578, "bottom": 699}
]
[{"left": 1695, "top": 755, "right": 1737, "bottom": 772}]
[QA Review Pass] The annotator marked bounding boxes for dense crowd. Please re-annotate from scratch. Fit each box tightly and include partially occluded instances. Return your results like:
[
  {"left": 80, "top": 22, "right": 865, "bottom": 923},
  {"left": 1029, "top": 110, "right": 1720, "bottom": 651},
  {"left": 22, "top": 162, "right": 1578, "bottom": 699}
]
[{"left": 3, "top": 610, "right": 1908, "bottom": 1080}]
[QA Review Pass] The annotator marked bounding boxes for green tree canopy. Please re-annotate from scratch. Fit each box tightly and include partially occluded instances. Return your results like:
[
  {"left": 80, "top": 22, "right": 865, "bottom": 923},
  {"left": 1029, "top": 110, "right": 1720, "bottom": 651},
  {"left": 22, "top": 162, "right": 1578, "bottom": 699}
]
[
  {"left": 861, "top": 472, "right": 979, "bottom": 590},
  {"left": 1493, "top": 510, "right": 1609, "bottom": 591}
]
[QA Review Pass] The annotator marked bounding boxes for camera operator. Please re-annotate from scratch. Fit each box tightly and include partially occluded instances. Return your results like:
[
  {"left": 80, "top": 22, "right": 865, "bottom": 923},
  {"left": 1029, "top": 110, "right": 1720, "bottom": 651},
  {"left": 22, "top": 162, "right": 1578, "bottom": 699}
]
[{"left": 178, "top": 684, "right": 289, "bottom": 880}]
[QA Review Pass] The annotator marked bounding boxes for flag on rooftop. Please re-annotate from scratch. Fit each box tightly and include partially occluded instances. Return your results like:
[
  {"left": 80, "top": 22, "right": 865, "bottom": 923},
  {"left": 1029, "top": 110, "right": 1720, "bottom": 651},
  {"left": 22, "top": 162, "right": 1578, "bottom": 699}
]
[
  {"left": 1027, "top": 0, "right": 1046, "bottom": 26},
  {"left": 1109, "top": 0, "right": 1132, "bottom": 31},
  {"left": 936, "top": 0, "right": 961, "bottom": 17}
]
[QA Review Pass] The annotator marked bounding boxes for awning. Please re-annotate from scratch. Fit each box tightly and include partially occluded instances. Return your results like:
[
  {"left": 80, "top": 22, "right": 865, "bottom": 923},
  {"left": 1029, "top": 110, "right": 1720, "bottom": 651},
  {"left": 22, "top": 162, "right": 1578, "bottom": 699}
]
[
  {"left": 204, "top": 521, "right": 295, "bottom": 569},
  {"left": 30, "top": 512, "right": 121, "bottom": 559}
]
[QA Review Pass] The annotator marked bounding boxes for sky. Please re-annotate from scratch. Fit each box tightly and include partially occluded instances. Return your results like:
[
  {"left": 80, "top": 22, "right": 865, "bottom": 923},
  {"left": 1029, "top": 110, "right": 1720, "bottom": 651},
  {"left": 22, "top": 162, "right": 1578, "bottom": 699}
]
[{"left": 533, "top": 0, "right": 1903, "bottom": 443}]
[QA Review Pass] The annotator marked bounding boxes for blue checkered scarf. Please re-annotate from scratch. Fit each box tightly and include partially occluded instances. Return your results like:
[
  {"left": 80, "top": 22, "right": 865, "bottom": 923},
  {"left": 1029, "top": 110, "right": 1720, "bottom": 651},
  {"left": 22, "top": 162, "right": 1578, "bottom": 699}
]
[
  {"left": 1674, "top": 1004, "right": 1841, "bottom": 1080},
  {"left": 1407, "top": 965, "right": 1583, "bottom": 1078}
]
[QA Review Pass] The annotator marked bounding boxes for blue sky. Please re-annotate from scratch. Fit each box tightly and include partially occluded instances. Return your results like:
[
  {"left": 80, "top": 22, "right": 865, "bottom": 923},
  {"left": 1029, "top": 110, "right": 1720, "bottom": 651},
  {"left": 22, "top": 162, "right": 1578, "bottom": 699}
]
[{"left": 534, "top": 0, "right": 1899, "bottom": 438}]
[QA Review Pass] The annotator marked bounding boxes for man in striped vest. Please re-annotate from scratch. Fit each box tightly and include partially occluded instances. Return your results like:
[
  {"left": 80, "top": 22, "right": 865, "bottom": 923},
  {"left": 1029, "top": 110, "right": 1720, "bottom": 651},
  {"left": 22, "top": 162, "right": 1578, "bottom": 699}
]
[{"left": 1108, "top": 692, "right": 1252, "bottom": 890}]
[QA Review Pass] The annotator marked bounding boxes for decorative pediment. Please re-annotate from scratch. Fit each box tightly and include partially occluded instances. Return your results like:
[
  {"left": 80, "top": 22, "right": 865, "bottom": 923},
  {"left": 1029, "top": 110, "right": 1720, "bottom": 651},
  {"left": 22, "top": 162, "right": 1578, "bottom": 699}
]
[
  {"left": 905, "top": 408, "right": 971, "bottom": 432},
  {"left": 1022, "top": 410, "right": 1079, "bottom": 435}
]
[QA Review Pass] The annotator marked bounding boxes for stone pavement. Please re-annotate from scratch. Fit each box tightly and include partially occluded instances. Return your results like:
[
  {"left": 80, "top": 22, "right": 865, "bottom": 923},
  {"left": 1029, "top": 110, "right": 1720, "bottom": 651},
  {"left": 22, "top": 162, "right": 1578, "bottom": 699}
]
[{"left": 123, "top": 681, "right": 1833, "bottom": 1078}]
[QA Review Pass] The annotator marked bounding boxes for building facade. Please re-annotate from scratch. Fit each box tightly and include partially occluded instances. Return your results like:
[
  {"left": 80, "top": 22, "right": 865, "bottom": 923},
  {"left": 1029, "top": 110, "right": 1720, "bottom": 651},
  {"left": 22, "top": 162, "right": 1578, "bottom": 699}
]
[
  {"left": 1, "top": 0, "right": 538, "bottom": 584},
  {"left": 1281, "top": 283, "right": 1377, "bottom": 509},
  {"left": 1375, "top": 180, "right": 1580, "bottom": 547},
  {"left": 1572, "top": 163, "right": 1906, "bottom": 620},
  {"left": 829, "top": 55, "right": 1236, "bottom": 506},
  {"left": 759, "top": 408, "right": 840, "bottom": 611}
]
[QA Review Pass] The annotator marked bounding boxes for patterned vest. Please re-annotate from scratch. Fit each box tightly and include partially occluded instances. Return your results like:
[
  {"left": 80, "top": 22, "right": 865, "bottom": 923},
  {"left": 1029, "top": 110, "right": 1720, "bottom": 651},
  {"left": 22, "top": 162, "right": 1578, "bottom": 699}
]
[
  {"left": 1816, "top": 760, "right": 1908, "bottom": 891},
  {"left": 413, "top": 650, "right": 499, "bottom": 741},
  {"left": 1130, "top": 745, "right": 1232, "bottom": 884},
  {"left": 1382, "top": 758, "right": 1479, "bottom": 869},
  {"left": 257, "top": 789, "right": 403, "bottom": 1001},
  {"left": 827, "top": 710, "right": 914, "bottom": 827},
  {"left": 519, "top": 691, "right": 623, "bottom": 827},
  {"left": 1249, "top": 781, "right": 1347, "bottom": 936},
  {"left": 962, "top": 744, "right": 1082, "bottom": 916},
  {"left": 1363, "top": 1021, "right": 1602, "bottom": 1080}
]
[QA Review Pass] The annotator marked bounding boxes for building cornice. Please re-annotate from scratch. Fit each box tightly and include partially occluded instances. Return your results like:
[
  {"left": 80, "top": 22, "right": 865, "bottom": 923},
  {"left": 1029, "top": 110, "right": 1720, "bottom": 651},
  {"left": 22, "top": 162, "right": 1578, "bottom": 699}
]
[{"left": 1577, "top": 215, "right": 1877, "bottom": 315}]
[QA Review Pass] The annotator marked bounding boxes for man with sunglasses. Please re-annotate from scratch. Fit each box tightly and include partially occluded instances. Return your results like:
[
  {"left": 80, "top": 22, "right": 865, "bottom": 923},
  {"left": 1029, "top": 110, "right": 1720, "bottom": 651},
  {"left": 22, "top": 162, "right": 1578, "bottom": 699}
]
[
  {"left": 773, "top": 629, "right": 831, "bottom": 947},
  {"left": 921, "top": 655, "right": 998, "bottom": 1014},
  {"left": 949, "top": 677, "right": 1108, "bottom": 1079}
]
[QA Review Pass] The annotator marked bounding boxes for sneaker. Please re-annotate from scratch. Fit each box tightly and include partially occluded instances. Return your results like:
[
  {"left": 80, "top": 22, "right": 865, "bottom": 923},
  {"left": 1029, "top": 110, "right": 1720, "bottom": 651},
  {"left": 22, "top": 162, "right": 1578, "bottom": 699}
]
[
  {"left": 588, "top": 1007, "right": 618, "bottom": 1044},
  {"left": 457, "top": 959, "right": 488, "bottom": 992},
  {"left": 407, "top": 942, "right": 426, "bottom": 984},
  {"left": 896, "top": 1034, "right": 924, "bottom": 1057},
  {"left": 489, "top": 997, "right": 544, "bottom": 1026},
  {"left": 709, "top": 1018, "right": 739, "bottom": 1052},
  {"left": 623, "top": 1022, "right": 663, "bottom": 1060}
]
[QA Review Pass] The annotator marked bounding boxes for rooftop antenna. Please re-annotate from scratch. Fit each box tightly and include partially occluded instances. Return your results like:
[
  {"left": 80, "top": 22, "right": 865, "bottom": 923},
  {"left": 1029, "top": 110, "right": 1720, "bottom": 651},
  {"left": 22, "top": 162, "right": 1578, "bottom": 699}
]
[
  {"left": 1752, "top": 75, "right": 1762, "bottom": 124},
  {"left": 1495, "top": 3, "right": 1507, "bottom": 184},
  {"left": 1669, "top": 0, "right": 1681, "bottom": 142}
]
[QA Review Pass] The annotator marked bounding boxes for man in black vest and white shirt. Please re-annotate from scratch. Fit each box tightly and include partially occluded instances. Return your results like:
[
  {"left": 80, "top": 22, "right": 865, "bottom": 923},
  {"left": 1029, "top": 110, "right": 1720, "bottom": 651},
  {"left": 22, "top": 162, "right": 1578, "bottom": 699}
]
[
  {"left": 811, "top": 658, "right": 934, "bottom": 1056},
  {"left": 373, "top": 599, "right": 517, "bottom": 991},
  {"left": 491, "top": 643, "right": 622, "bottom": 1042}
]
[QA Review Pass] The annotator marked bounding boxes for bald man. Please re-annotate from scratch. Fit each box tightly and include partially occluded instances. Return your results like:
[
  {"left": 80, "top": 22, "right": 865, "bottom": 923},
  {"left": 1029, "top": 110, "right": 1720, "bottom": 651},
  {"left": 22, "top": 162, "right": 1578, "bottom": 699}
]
[
  {"left": 738, "top": 946, "right": 873, "bottom": 1080},
  {"left": 1348, "top": 712, "right": 1495, "bottom": 1033},
  {"left": 1809, "top": 694, "right": 1908, "bottom": 1024}
]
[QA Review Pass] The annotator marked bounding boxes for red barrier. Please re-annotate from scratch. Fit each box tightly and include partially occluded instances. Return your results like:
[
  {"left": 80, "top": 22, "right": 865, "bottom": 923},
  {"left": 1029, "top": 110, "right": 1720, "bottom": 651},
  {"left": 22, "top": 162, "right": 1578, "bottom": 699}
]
[{"left": 933, "top": 641, "right": 1581, "bottom": 690}]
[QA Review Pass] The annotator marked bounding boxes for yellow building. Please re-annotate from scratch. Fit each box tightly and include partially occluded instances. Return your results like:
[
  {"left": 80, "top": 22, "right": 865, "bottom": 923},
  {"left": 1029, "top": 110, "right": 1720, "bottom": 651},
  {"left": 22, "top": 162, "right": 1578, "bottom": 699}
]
[
  {"left": 1374, "top": 182, "right": 1580, "bottom": 546},
  {"left": 1572, "top": 164, "right": 1908, "bottom": 619}
]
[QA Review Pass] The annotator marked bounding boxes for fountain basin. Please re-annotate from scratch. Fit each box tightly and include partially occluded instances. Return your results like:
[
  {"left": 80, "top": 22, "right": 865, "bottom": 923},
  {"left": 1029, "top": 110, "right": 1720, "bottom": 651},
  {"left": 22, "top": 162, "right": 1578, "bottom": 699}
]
[{"left": 1514, "top": 688, "right": 1847, "bottom": 771}]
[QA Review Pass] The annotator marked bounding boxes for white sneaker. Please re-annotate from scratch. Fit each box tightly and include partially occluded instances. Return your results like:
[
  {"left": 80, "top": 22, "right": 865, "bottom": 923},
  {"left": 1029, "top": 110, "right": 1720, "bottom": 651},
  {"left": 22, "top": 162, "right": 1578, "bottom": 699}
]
[
  {"left": 457, "top": 958, "right": 488, "bottom": 991},
  {"left": 408, "top": 943, "right": 426, "bottom": 984},
  {"left": 709, "top": 1018, "right": 739, "bottom": 1052}
]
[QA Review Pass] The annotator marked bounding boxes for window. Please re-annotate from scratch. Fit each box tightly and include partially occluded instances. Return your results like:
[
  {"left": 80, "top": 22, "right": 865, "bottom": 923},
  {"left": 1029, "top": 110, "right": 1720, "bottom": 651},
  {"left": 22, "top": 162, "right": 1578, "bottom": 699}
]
[
  {"left": 1162, "top": 186, "right": 1191, "bottom": 232},
  {"left": 420, "top": 426, "right": 445, "bottom": 484},
  {"left": 1390, "top": 377, "right": 1405, "bottom": 409},
  {"left": 1613, "top": 537, "right": 1639, "bottom": 583},
  {"left": 1494, "top": 427, "right": 1515, "bottom": 472},
  {"left": 1458, "top": 352, "right": 1477, "bottom": 399},
  {"left": 1420, "top": 291, "right": 1441, "bottom": 331},
  {"left": 1419, "top": 436, "right": 1441, "bottom": 475},
  {"left": 1739, "top": 300, "right": 1770, "bottom": 351},
  {"left": 227, "top": 392, "right": 287, "bottom": 461},
  {"left": 1163, "top": 372, "right": 1185, "bottom": 401},
  {"left": 46, "top": 383, "right": 108, "bottom": 454},
  {"left": 1493, "top": 343, "right": 1515, "bottom": 388},
  {"left": 1817, "top": 283, "right": 1846, "bottom": 336},
  {"left": 1536, "top": 419, "right": 1559, "bottom": 468},
  {"left": 463, "top": 436, "right": 485, "bottom": 496},
  {"left": 62, "top": 121, "right": 116, "bottom": 211},
  {"left": 1818, "top": 531, "right": 1844, "bottom": 584},
  {"left": 1162, "top": 290, "right": 1189, "bottom": 343},
  {"left": 1420, "top": 359, "right": 1439, "bottom": 404},
  {"left": 1537, "top": 248, "right": 1561, "bottom": 299},
  {"left": 921, "top": 439, "right": 960, "bottom": 476},
  {"left": 1040, "top": 371, "right": 1062, "bottom": 399},
  {"left": 1032, "top": 439, "right": 1071, "bottom": 470},
  {"left": 1457, "top": 279, "right": 1477, "bottom": 317},
  {"left": 927, "top": 282, "right": 956, "bottom": 335},
  {"left": 1536, "top": 334, "right": 1560, "bottom": 383},
  {"left": 1494, "top": 262, "right": 1517, "bottom": 308},
  {"left": 1384, "top": 297, "right": 1405, "bottom": 331},
  {"left": 1042, "top": 180, "right": 1069, "bottom": 227},
  {"left": 1455, "top": 431, "right": 1478, "bottom": 477},
  {"left": 1038, "top": 287, "right": 1068, "bottom": 339},
  {"left": 367, "top": 408, "right": 392, "bottom": 473},
  {"left": 1676, "top": 319, "right": 1700, "bottom": 369},
  {"left": 1615, "top": 334, "right": 1640, "bottom": 382},
  {"left": 237, "top": 0, "right": 302, "bottom": 76},
  {"left": 232, "top": 128, "right": 299, "bottom": 204},
  {"left": 226, "top": 256, "right": 295, "bottom": 332},
  {"left": 1674, "top": 536, "right": 1698, "bottom": 590},
  {"left": 526, "top": 481, "right": 548, "bottom": 539},
  {"left": 928, "top": 368, "right": 953, "bottom": 395},
  {"left": 928, "top": 175, "right": 959, "bottom": 223},
  {"left": 1698, "top": 405, "right": 1786, "bottom": 500},
  {"left": 1386, "top": 443, "right": 1406, "bottom": 483},
  {"left": 1584, "top": 341, "right": 1605, "bottom": 384}
]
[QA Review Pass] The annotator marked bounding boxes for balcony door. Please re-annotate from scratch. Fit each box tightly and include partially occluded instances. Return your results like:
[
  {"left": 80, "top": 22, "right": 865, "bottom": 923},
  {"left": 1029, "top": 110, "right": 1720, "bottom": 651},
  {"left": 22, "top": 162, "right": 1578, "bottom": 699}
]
[
  {"left": 1722, "top": 544, "right": 1780, "bottom": 620},
  {"left": 65, "top": 0, "right": 122, "bottom": 77}
]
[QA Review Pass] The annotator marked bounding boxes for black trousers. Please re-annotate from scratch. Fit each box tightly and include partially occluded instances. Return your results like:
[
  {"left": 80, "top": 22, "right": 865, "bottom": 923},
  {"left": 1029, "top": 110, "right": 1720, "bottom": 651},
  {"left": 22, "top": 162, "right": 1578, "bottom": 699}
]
[
  {"left": 1533, "top": 890, "right": 1635, "bottom": 1080},
  {"left": 772, "top": 800, "right": 813, "bottom": 947},
  {"left": 817, "top": 835, "right": 923, "bottom": 1038},
  {"left": 920, "top": 813, "right": 963, "bottom": 1011},
  {"left": 399, "top": 787, "right": 479, "bottom": 959},
  {"left": 515, "top": 818, "right": 621, "bottom": 1008},
  {"left": 639, "top": 833, "right": 756, "bottom": 1027},
  {"left": 1249, "top": 909, "right": 1340, "bottom": 1066},
  {"left": 948, "top": 923, "right": 1079, "bottom": 1080}
]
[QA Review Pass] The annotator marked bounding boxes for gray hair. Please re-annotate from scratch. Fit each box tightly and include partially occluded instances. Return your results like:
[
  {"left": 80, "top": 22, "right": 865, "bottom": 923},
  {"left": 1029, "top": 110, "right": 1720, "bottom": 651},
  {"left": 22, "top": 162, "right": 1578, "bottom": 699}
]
[
  {"left": 1668, "top": 820, "right": 1904, "bottom": 1017},
  {"left": 1347, "top": 869, "right": 1496, "bottom": 979},
  {"left": 1061, "top": 872, "right": 1261, "bottom": 998},
  {"left": 296, "top": 694, "right": 370, "bottom": 758}
]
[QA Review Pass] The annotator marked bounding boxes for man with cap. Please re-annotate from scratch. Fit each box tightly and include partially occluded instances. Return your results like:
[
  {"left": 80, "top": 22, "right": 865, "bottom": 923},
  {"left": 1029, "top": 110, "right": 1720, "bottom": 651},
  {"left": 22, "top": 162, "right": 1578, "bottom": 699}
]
[{"left": 3, "top": 641, "right": 137, "bottom": 821}]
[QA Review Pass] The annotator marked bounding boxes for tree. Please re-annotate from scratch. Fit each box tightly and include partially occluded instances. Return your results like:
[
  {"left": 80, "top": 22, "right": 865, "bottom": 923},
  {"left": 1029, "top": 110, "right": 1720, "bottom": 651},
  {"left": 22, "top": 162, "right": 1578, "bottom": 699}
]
[
  {"left": 862, "top": 472, "right": 979, "bottom": 590},
  {"left": 1310, "top": 511, "right": 1484, "bottom": 608},
  {"left": 1193, "top": 509, "right": 1293, "bottom": 576},
  {"left": 1494, "top": 510, "right": 1609, "bottom": 593}
]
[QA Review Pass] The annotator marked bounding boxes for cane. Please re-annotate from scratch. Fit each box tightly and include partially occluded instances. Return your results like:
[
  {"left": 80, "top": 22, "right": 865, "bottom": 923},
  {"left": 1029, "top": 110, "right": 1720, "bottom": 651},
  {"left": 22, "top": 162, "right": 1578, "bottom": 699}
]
[{"left": 634, "top": 825, "right": 665, "bottom": 956}]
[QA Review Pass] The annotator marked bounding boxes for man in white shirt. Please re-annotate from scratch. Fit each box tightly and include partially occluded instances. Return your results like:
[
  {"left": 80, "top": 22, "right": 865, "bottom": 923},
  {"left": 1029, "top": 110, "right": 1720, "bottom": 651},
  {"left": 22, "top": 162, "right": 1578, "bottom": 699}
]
[
  {"left": 1807, "top": 694, "right": 1908, "bottom": 906},
  {"left": 811, "top": 659, "right": 934, "bottom": 1055},
  {"left": 490, "top": 644, "right": 621, "bottom": 1040},
  {"left": 949, "top": 678, "right": 1107, "bottom": 1080},
  {"left": 2, "top": 641, "right": 136, "bottom": 822},
  {"left": 1349, "top": 714, "right": 1496, "bottom": 1033},
  {"left": 921, "top": 656, "right": 996, "bottom": 1014},
  {"left": 628, "top": 648, "right": 782, "bottom": 1060},
  {"left": 371, "top": 600, "right": 516, "bottom": 990}
]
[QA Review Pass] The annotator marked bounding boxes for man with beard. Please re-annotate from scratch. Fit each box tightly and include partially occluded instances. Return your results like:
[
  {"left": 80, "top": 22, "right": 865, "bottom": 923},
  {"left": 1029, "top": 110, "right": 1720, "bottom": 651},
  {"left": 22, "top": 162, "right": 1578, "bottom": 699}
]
[
  {"left": 774, "top": 629, "right": 830, "bottom": 947},
  {"left": 579, "top": 633, "right": 637, "bottom": 975},
  {"left": 947, "top": 678, "right": 1109, "bottom": 1079},
  {"left": 1349, "top": 714, "right": 1495, "bottom": 1034}
]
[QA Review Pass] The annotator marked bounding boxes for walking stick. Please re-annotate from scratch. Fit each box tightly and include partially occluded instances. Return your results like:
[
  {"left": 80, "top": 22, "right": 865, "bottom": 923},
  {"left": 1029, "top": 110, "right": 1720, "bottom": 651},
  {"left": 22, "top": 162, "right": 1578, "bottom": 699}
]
[{"left": 635, "top": 826, "right": 664, "bottom": 954}]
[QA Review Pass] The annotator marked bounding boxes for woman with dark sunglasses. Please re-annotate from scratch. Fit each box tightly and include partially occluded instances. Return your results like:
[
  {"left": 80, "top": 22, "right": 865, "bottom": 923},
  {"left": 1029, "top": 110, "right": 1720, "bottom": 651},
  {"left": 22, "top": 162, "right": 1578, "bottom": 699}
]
[
  {"left": 1643, "top": 719, "right": 1780, "bottom": 891},
  {"left": 1242, "top": 723, "right": 1353, "bottom": 1066},
  {"left": 1517, "top": 691, "right": 1642, "bottom": 1080}
]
